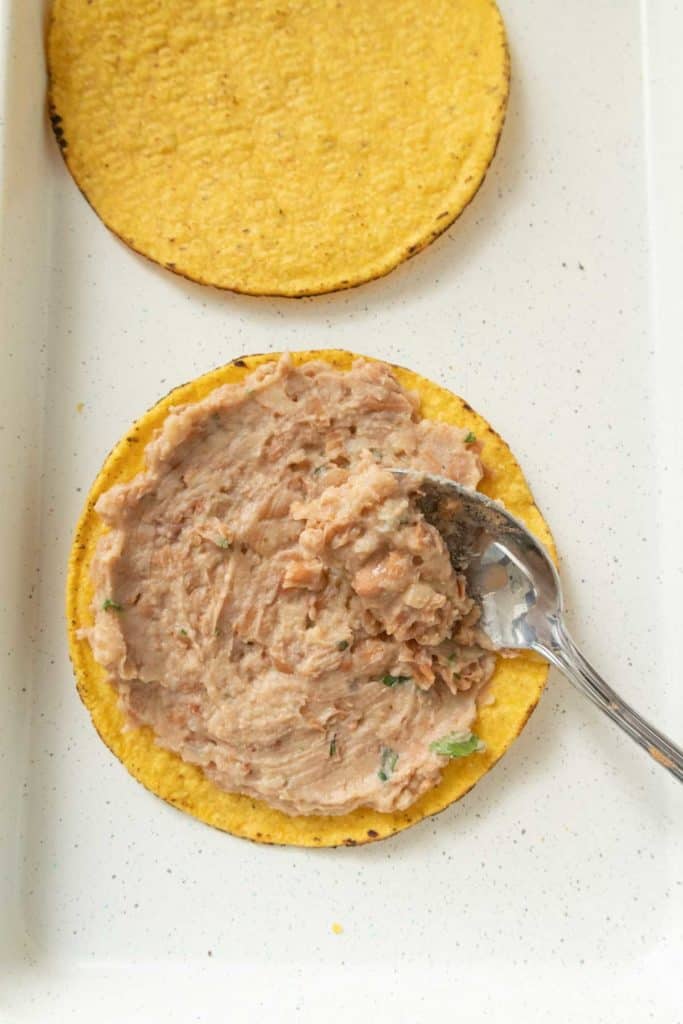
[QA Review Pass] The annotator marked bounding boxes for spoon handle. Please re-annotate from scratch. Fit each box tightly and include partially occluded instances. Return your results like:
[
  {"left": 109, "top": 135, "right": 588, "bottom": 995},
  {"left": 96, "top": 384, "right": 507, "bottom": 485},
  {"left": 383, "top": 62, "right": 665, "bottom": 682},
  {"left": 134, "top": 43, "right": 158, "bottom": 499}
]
[{"left": 537, "top": 620, "right": 683, "bottom": 782}]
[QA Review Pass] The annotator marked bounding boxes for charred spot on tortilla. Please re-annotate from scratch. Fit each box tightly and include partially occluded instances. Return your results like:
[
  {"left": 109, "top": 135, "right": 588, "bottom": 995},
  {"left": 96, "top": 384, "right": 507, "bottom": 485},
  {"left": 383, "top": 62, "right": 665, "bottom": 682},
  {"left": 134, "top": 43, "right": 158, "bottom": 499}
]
[
  {"left": 48, "top": 1, "right": 509, "bottom": 296},
  {"left": 66, "top": 350, "right": 555, "bottom": 846}
]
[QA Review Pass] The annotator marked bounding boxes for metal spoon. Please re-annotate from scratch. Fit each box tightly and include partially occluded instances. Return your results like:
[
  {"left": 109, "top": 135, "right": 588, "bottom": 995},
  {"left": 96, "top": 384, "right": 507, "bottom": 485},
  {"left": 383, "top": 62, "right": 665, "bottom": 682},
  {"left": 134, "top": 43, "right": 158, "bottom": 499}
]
[{"left": 392, "top": 469, "right": 683, "bottom": 781}]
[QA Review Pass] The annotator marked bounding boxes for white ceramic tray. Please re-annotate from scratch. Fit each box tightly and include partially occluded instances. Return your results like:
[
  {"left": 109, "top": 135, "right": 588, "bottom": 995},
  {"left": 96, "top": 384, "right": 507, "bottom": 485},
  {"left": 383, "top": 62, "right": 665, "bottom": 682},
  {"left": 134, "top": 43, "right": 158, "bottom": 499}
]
[{"left": 1, "top": 1, "right": 681, "bottom": 1020}]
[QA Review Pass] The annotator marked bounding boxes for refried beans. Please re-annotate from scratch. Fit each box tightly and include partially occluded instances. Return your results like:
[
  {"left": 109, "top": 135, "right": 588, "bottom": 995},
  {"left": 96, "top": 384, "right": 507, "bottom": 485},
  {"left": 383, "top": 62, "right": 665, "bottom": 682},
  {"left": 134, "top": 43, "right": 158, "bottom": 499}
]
[{"left": 87, "top": 355, "right": 495, "bottom": 815}]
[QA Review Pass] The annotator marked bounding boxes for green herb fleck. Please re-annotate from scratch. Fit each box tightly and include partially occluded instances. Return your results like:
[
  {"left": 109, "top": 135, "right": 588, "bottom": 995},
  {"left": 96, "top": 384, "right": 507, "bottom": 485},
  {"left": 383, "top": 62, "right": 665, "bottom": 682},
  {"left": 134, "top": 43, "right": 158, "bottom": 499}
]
[
  {"left": 312, "top": 464, "right": 327, "bottom": 477},
  {"left": 378, "top": 747, "right": 398, "bottom": 781},
  {"left": 337, "top": 640, "right": 349, "bottom": 651},
  {"left": 102, "top": 599, "right": 122, "bottom": 612},
  {"left": 329, "top": 735, "right": 337, "bottom": 758},
  {"left": 452, "top": 672, "right": 461, "bottom": 681},
  {"left": 464, "top": 431, "right": 477, "bottom": 444},
  {"left": 217, "top": 537, "right": 231, "bottom": 549},
  {"left": 382, "top": 673, "right": 411, "bottom": 687},
  {"left": 430, "top": 732, "right": 485, "bottom": 758},
  {"left": 179, "top": 628, "right": 188, "bottom": 637}
]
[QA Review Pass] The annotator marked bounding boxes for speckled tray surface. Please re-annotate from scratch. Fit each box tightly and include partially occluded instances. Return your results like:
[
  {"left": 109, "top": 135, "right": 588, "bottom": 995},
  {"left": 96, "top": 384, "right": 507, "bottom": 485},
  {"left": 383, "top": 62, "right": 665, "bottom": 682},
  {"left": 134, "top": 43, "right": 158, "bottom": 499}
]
[{"left": 1, "top": 2, "right": 681, "bottom": 1021}]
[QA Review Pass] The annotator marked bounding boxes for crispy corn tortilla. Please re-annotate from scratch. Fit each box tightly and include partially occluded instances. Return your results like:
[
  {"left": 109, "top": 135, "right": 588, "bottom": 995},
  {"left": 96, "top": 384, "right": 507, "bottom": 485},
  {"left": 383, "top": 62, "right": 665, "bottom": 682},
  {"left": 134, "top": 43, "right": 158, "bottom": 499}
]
[
  {"left": 67, "top": 351, "right": 555, "bottom": 846},
  {"left": 47, "top": 0, "right": 509, "bottom": 297}
]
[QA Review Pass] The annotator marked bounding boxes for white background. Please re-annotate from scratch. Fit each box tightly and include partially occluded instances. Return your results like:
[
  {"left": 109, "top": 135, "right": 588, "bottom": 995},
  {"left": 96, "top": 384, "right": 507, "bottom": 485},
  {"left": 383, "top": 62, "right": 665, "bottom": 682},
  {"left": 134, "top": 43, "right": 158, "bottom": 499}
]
[{"left": 1, "top": 1, "right": 680, "bottom": 1020}]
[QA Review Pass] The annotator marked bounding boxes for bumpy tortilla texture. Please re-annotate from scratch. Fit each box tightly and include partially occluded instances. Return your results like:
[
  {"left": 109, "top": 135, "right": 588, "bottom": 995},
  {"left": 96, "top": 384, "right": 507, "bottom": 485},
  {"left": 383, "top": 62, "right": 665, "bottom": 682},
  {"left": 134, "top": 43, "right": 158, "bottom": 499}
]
[
  {"left": 48, "top": 0, "right": 509, "bottom": 296},
  {"left": 67, "top": 351, "right": 555, "bottom": 846}
]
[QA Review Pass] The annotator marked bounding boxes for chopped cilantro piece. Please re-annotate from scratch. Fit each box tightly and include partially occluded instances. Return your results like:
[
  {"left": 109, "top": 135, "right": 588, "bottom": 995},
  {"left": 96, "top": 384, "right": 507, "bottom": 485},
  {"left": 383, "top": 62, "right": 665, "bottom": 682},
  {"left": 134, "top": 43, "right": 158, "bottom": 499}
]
[
  {"left": 337, "top": 640, "right": 349, "bottom": 651},
  {"left": 430, "top": 732, "right": 485, "bottom": 758},
  {"left": 217, "top": 538, "right": 231, "bottom": 549},
  {"left": 382, "top": 673, "right": 411, "bottom": 687},
  {"left": 329, "top": 735, "right": 337, "bottom": 757},
  {"left": 179, "top": 628, "right": 188, "bottom": 637},
  {"left": 102, "top": 599, "right": 122, "bottom": 612},
  {"left": 378, "top": 747, "right": 398, "bottom": 781},
  {"left": 464, "top": 431, "right": 477, "bottom": 444}
]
